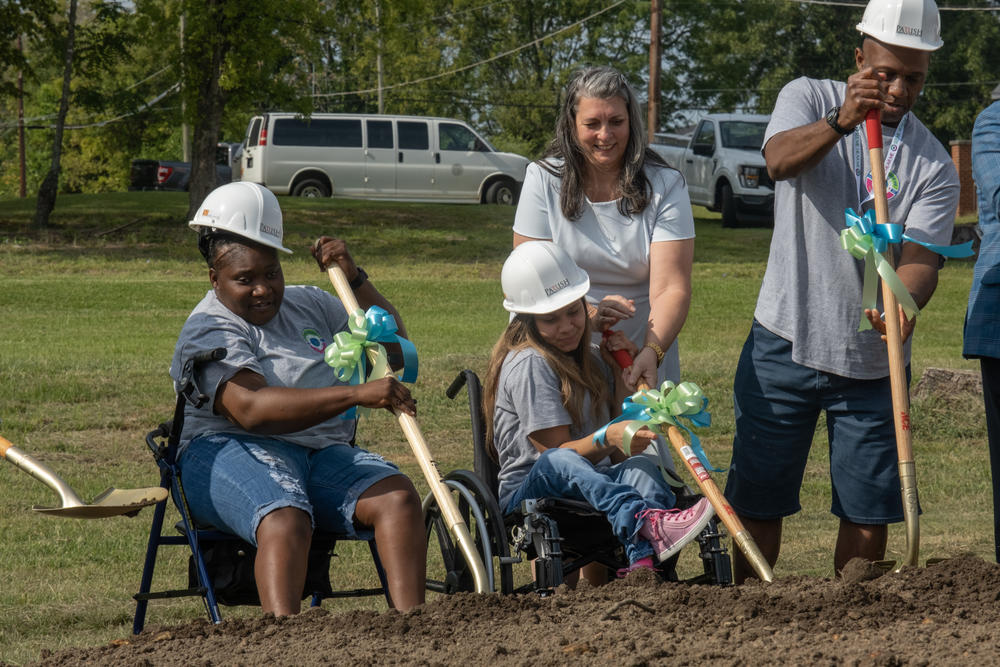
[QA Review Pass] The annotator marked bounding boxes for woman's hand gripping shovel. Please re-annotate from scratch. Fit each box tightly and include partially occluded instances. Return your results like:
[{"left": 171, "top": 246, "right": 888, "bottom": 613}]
[
  {"left": 1, "top": 434, "right": 167, "bottom": 518},
  {"left": 325, "top": 265, "right": 491, "bottom": 594},
  {"left": 602, "top": 333, "right": 774, "bottom": 582}
]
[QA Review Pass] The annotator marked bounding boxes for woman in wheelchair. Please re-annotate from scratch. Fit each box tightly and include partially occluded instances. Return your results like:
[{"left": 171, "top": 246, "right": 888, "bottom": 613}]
[
  {"left": 484, "top": 241, "right": 714, "bottom": 578},
  {"left": 169, "top": 182, "right": 425, "bottom": 615}
]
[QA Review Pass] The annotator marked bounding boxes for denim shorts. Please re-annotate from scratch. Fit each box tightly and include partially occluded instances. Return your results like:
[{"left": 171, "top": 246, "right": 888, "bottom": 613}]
[
  {"left": 178, "top": 433, "right": 402, "bottom": 545},
  {"left": 723, "top": 321, "right": 909, "bottom": 524}
]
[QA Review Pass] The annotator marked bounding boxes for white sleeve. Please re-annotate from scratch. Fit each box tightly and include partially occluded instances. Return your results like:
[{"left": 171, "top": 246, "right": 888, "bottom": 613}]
[
  {"left": 650, "top": 168, "right": 696, "bottom": 243},
  {"left": 512, "top": 162, "right": 554, "bottom": 240}
]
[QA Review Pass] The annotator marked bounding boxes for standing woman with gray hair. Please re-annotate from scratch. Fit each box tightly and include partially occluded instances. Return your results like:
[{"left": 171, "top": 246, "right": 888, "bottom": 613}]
[{"left": 513, "top": 65, "right": 695, "bottom": 391}]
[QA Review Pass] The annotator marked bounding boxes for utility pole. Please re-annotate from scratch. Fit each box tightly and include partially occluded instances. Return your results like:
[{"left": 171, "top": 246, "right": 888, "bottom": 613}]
[
  {"left": 375, "top": 0, "right": 384, "bottom": 113},
  {"left": 180, "top": 12, "right": 189, "bottom": 162},
  {"left": 648, "top": 0, "right": 661, "bottom": 144},
  {"left": 17, "top": 33, "right": 26, "bottom": 199}
]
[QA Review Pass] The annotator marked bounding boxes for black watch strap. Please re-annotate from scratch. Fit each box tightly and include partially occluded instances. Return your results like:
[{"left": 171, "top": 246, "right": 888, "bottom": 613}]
[
  {"left": 826, "top": 106, "right": 852, "bottom": 136},
  {"left": 349, "top": 266, "right": 368, "bottom": 290}
]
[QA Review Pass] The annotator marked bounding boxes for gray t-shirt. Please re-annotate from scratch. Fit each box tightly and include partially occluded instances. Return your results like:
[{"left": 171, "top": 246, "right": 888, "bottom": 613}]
[
  {"left": 493, "top": 347, "right": 611, "bottom": 510},
  {"left": 170, "top": 285, "right": 356, "bottom": 451},
  {"left": 756, "top": 76, "right": 959, "bottom": 379}
]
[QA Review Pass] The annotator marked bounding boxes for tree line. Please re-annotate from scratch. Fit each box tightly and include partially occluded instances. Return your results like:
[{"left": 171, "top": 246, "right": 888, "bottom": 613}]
[{"left": 2, "top": 0, "right": 998, "bottom": 221}]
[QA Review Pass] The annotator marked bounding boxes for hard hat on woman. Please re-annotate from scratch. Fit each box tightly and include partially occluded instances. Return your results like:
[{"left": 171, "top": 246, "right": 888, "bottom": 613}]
[
  {"left": 856, "top": 0, "right": 943, "bottom": 51},
  {"left": 501, "top": 241, "right": 590, "bottom": 314},
  {"left": 189, "top": 181, "right": 292, "bottom": 253}
]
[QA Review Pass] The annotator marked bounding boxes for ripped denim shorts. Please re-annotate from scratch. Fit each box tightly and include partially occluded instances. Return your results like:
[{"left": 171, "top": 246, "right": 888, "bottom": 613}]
[{"left": 177, "top": 432, "right": 401, "bottom": 545}]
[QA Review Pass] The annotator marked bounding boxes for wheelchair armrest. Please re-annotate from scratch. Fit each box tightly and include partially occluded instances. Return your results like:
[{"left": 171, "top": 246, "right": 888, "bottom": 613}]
[{"left": 178, "top": 347, "right": 227, "bottom": 409}]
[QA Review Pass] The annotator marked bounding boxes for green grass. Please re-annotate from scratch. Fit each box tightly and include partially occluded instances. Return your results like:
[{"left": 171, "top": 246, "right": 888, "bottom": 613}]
[{"left": 0, "top": 193, "right": 991, "bottom": 664}]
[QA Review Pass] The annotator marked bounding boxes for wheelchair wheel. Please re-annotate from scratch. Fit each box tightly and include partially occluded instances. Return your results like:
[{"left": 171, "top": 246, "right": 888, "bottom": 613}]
[{"left": 423, "top": 469, "right": 514, "bottom": 594}]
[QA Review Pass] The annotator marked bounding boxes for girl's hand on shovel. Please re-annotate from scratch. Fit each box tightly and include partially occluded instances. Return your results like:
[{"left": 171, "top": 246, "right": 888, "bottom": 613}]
[
  {"left": 864, "top": 305, "right": 916, "bottom": 344},
  {"left": 589, "top": 295, "right": 636, "bottom": 332}
]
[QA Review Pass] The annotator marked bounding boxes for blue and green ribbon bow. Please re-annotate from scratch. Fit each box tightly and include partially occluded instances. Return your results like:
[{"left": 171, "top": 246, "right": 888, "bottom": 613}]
[
  {"left": 594, "top": 380, "right": 722, "bottom": 474},
  {"left": 840, "top": 208, "right": 974, "bottom": 331},
  {"left": 324, "top": 304, "right": 418, "bottom": 397}
]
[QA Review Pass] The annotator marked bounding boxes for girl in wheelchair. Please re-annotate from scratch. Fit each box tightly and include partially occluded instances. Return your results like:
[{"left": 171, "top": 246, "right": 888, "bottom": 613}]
[
  {"left": 170, "top": 182, "right": 426, "bottom": 615},
  {"left": 483, "top": 241, "right": 714, "bottom": 578}
]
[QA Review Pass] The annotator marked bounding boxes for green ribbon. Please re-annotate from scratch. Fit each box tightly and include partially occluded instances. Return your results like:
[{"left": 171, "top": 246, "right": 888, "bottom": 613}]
[
  {"left": 840, "top": 208, "right": 919, "bottom": 332},
  {"left": 323, "top": 308, "right": 391, "bottom": 386},
  {"left": 594, "top": 380, "right": 722, "bottom": 473}
]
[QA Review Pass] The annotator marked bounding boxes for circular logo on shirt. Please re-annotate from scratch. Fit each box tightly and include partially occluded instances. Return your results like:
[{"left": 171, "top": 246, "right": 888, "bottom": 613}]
[
  {"left": 865, "top": 170, "right": 900, "bottom": 200},
  {"left": 302, "top": 328, "right": 326, "bottom": 353}
]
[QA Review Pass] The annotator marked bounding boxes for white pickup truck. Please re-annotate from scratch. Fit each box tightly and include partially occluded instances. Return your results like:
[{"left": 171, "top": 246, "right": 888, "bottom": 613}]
[{"left": 651, "top": 113, "right": 773, "bottom": 227}]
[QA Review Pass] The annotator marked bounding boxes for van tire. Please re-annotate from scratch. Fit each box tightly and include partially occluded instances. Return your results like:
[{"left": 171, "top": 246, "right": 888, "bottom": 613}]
[
  {"left": 719, "top": 182, "right": 739, "bottom": 228},
  {"left": 293, "top": 179, "right": 331, "bottom": 198},
  {"left": 486, "top": 179, "right": 517, "bottom": 205}
]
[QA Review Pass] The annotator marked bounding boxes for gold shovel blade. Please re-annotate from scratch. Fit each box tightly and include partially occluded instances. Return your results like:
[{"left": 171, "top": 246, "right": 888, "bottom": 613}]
[{"left": 32, "top": 486, "right": 167, "bottom": 519}]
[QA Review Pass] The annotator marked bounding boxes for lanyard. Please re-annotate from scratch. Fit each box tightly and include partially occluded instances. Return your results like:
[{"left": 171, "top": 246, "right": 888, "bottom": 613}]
[{"left": 852, "top": 113, "right": 907, "bottom": 207}]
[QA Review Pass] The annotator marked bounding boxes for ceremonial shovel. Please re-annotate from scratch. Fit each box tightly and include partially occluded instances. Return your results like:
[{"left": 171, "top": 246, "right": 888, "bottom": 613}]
[
  {"left": 864, "top": 108, "right": 920, "bottom": 570},
  {"left": 604, "top": 339, "right": 774, "bottom": 582},
  {"left": 1, "top": 435, "right": 167, "bottom": 519},
  {"left": 326, "top": 265, "right": 491, "bottom": 593}
]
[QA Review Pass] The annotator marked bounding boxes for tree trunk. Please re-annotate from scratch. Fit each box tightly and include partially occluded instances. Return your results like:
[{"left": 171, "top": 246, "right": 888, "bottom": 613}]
[
  {"left": 185, "top": 2, "right": 229, "bottom": 220},
  {"left": 34, "top": 0, "right": 78, "bottom": 228}
]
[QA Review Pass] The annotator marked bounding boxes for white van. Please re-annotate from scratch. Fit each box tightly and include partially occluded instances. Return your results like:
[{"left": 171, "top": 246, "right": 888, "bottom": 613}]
[{"left": 240, "top": 112, "right": 530, "bottom": 205}]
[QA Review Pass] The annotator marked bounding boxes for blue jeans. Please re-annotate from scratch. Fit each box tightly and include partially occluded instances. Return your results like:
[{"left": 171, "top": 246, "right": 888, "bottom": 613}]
[
  {"left": 725, "top": 321, "right": 908, "bottom": 524},
  {"left": 504, "top": 448, "right": 676, "bottom": 563},
  {"left": 178, "top": 433, "right": 402, "bottom": 546}
]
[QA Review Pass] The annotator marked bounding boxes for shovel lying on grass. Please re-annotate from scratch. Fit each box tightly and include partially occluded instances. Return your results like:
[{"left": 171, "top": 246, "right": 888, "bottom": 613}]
[{"left": 1, "top": 435, "right": 167, "bottom": 519}]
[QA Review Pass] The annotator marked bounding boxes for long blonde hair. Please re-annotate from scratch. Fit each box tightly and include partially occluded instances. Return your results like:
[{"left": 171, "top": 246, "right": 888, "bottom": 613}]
[{"left": 482, "top": 300, "right": 611, "bottom": 460}]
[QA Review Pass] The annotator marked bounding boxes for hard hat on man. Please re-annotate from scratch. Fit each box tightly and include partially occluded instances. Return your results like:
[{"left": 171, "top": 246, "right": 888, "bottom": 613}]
[{"left": 856, "top": 0, "right": 943, "bottom": 51}]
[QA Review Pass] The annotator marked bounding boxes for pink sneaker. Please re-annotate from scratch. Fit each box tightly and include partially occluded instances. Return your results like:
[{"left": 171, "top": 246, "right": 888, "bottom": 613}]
[
  {"left": 616, "top": 555, "right": 656, "bottom": 578},
  {"left": 637, "top": 498, "right": 715, "bottom": 562}
]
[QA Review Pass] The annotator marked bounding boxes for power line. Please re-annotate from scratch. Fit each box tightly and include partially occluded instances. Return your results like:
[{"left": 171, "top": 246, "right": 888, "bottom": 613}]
[
  {"left": 791, "top": 0, "right": 1000, "bottom": 9},
  {"left": 312, "top": 0, "right": 629, "bottom": 99}
]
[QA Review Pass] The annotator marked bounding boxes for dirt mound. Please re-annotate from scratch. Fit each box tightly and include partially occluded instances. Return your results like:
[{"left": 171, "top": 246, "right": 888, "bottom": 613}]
[{"left": 28, "top": 556, "right": 1000, "bottom": 666}]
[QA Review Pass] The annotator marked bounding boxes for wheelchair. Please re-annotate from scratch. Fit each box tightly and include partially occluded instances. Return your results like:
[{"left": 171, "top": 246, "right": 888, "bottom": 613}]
[
  {"left": 423, "top": 369, "right": 733, "bottom": 595},
  {"left": 132, "top": 348, "right": 391, "bottom": 634}
]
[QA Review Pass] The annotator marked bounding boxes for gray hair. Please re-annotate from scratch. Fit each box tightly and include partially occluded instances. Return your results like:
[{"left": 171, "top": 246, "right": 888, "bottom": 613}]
[{"left": 541, "top": 66, "right": 668, "bottom": 220}]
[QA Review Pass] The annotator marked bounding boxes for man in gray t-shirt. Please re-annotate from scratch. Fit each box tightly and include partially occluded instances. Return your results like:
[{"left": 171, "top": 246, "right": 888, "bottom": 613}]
[{"left": 724, "top": 0, "right": 958, "bottom": 583}]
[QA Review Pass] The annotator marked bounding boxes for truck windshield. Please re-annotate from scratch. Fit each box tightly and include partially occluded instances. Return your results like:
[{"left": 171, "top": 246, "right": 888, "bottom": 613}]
[{"left": 720, "top": 122, "right": 767, "bottom": 150}]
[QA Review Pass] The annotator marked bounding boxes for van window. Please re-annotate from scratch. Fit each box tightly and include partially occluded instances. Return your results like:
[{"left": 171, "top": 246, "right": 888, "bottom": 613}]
[
  {"left": 247, "top": 118, "right": 262, "bottom": 147},
  {"left": 439, "top": 123, "right": 486, "bottom": 152},
  {"left": 272, "top": 118, "right": 363, "bottom": 147},
  {"left": 366, "top": 120, "right": 393, "bottom": 149},
  {"left": 398, "top": 121, "right": 429, "bottom": 150}
]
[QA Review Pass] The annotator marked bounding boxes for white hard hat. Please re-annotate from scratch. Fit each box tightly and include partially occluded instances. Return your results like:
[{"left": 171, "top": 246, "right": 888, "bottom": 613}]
[
  {"left": 501, "top": 241, "right": 590, "bottom": 314},
  {"left": 189, "top": 182, "right": 292, "bottom": 254},
  {"left": 857, "top": 0, "right": 942, "bottom": 51}
]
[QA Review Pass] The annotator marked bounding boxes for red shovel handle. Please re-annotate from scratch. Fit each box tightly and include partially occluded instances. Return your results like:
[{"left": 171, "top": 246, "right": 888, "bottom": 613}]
[{"left": 865, "top": 108, "right": 882, "bottom": 149}]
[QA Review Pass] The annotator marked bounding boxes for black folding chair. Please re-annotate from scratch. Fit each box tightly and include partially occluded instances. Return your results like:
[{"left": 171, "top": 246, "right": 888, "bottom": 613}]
[{"left": 132, "top": 348, "right": 391, "bottom": 634}]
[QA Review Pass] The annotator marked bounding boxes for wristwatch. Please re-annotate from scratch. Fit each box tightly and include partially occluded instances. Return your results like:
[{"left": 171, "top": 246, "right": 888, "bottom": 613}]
[
  {"left": 825, "top": 106, "right": 852, "bottom": 136},
  {"left": 349, "top": 266, "right": 368, "bottom": 290}
]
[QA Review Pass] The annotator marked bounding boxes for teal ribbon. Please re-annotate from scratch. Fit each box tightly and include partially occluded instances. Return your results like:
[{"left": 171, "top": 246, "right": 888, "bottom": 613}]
[
  {"left": 840, "top": 208, "right": 974, "bottom": 331},
  {"left": 323, "top": 306, "right": 418, "bottom": 417},
  {"left": 594, "top": 381, "right": 722, "bottom": 474}
]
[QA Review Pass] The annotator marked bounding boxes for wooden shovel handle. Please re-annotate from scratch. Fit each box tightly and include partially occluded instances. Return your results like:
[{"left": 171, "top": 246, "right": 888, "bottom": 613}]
[
  {"left": 326, "top": 264, "right": 491, "bottom": 593},
  {"left": 604, "top": 333, "right": 774, "bottom": 582},
  {"left": 864, "top": 109, "right": 919, "bottom": 568}
]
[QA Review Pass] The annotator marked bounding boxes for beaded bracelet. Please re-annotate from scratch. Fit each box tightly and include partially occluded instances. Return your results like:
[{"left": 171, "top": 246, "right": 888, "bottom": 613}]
[{"left": 643, "top": 341, "right": 665, "bottom": 368}]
